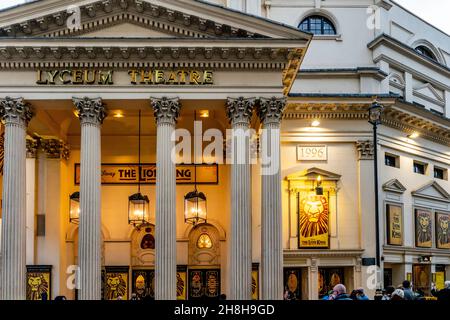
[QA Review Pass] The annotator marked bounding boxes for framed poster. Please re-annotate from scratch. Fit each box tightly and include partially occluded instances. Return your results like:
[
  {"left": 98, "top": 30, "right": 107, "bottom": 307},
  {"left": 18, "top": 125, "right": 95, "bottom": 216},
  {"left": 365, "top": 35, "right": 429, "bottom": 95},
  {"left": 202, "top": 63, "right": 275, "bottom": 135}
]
[
  {"left": 283, "top": 268, "right": 301, "bottom": 300},
  {"left": 252, "top": 263, "right": 259, "bottom": 300},
  {"left": 131, "top": 269, "right": 155, "bottom": 300},
  {"left": 104, "top": 266, "right": 129, "bottom": 300},
  {"left": 298, "top": 191, "right": 330, "bottom": 248},
  {"left": 177, "top": 266, "right": 187, "bottom": 300},
  {"left": 188, "top": 268, "right": 221, "bottom": 300},
  {"left": 318, "top": 268, "right": 344, "bottom": 298},
  {"left": 415, "top": 209, "right": 433, "bottom": 248},
  {"left": 26, "top": 265, "right": 52, "bottom": 300},
  {"left": 386, "top": 204, "right": 403, "bottom": 246},
  {"left": 436, "top": 212, "right": 450, "bottom": 249}
]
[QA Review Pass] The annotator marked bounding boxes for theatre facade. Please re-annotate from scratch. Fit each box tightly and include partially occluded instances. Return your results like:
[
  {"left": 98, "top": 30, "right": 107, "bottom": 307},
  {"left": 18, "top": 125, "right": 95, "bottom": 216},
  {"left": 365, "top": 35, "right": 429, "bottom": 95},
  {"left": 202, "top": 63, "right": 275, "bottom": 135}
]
[{"left": 0, "top": 0, "right": 449, "bottom": 301}]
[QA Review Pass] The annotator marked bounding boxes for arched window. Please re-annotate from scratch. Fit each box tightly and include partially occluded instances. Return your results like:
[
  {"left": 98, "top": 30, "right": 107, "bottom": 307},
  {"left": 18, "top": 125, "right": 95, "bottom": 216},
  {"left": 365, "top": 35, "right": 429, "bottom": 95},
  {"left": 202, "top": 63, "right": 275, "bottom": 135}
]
[
  {"left": 415, "top": 46, "right": 437, "bottom": 61},
  {"left": 298, "top": 15, "right": 336, "bottom": 35}
]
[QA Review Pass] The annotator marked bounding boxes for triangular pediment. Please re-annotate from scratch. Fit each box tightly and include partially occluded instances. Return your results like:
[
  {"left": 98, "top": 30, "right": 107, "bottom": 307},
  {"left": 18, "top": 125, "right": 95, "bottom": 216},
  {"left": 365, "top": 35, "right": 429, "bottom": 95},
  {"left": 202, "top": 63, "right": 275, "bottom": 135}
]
[
  {"left": 383, "top": 179, "right": 407, "bottom": 194},
  {"left": 412, "top": 181, "right": 450, "bottom": 203},
  {"left": 286, "top": 167, "right": 341, "bottom": 181},
  {"left": 80, "top": 21, "right": 175, "bottom": 38},
  {"left": 0, "top": 0, "right": 310, "bottom": 40},
  {"left": 414, "top": 83, "right": 444, "bottom": 102}
]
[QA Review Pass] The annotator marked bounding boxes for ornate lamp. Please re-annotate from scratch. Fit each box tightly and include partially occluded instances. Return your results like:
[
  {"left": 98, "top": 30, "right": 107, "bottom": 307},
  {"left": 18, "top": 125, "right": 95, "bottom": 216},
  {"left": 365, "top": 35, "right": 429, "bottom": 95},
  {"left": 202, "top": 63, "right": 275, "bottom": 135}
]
[
  {"left": 128, "top": 110, "right": 150, "bottom": 226},
  {"left": 368, "top": 100, "right": 383, "bottom": 125},
  {"left": 69, "top": 191, "right": 80, "bottom": 224},
  {"left": 184, "top": 110, "right": 207, "bottom": 225},
  {"left": 315, "top": 175, "right": 323, "bottom": 196}
]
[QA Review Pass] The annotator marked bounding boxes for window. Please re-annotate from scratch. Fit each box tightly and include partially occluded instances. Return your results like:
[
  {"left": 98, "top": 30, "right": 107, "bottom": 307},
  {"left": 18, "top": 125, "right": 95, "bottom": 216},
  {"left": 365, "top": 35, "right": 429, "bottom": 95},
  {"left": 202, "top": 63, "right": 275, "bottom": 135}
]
[
  {"left": 385, "top": 154, "right": 399, "bottom": 168},
  {"left": 413, "top": 161, "right": 427, "bottom": 175},
  {"left": 298, "top": 15, "right": 336, "bottom": 35},
  {"left": 434, "top": 167, "right": 448, "bottom": 180},
  {"left": 415, "top": 46, "right": 437, "bottom": 61}
]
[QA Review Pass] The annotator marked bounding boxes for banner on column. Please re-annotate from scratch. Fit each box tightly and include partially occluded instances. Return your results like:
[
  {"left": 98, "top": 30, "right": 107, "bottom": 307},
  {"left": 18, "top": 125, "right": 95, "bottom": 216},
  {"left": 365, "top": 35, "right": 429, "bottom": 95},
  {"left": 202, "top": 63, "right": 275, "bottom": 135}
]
[
  {"left": 104, "top": 266, "right": 129, "bottom": 300},
  {"left": 386, "top": 204, "right": 403, "bottom": 246},
  {"left": 74, "top": 163, "right": 218, "bottom": 185},
  {"left": 415, "top": 209, "right": 432, "bottom": 248},
  {"left": 177, "top": 265, "right": 187, "bottom": 300},
  {"left": 26, "top": 265, "right": 52, "bottom": 300},
  {"left": 298, "top": 192, "right": 330, "bottom": 248},
  {"left": 436, "top": 212, "right": 450, "bottom": 249}
]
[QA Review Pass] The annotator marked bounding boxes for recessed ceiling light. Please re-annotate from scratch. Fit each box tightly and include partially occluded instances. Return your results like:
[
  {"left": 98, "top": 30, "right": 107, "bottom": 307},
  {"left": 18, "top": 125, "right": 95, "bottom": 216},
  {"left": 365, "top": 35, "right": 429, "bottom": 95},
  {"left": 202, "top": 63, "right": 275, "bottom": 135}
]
[
  {"left": 113, "top": 111, "right": 124, "bottom": 118},
  {"left": 311, "top": 120, "right": 320, "bottom": 127},
  {"left": 408, "top": 132, "right": 419, "bottom": 139},
  {"left": 199, "top": 110, "right": 209, "bottom": 118}
]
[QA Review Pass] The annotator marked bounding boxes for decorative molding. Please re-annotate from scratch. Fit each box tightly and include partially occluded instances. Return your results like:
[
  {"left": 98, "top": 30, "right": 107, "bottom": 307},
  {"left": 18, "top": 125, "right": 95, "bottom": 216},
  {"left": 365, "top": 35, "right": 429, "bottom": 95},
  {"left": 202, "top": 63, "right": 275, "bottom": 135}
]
[
  {"left": 412, "top": 181, "right": 450, "bottom": 203},
  {"left": 257, "top": 96, "right": 286, "bottom": 125},
  {"left": 286, "top": 167, "right": 341, "bottom": 182},
  {"left": 40, "top": 138, "right": 70, "bottom": 160},
  {"left": 226, "top": 97, "right": 256, "bottom": 126},
  {"left": 72, "top": 97, "right": 107, "bottom": 125},
  {"left": 26, "top": 138, "right": 38, "bottom": 158},
  {"left": 284, "top": 103, "right": 369, "bottom": 120},
  {"left": 150, "top": 97, "right": 181, "bottom": 125},
  {"left": 356, "top": 140, "right": 374, "bottom": 160},
  {"left": 0, "top": 97, "right": 34, "bottom": 126},
  {"left": 383, "top": 179, "right": 407, "bottom": 194},
  {"left": 282, "top": 48, "right": 305, "bottom": 96}
]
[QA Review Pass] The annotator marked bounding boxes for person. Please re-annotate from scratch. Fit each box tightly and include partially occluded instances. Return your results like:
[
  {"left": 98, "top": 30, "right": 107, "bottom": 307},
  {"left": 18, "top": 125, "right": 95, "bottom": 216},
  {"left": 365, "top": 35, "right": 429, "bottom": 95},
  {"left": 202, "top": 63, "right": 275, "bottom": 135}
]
[
  {"left": 431, "top": 281, "right": 450, "bottom": 302},
  {"left": 382, "top": 286, "right": 395, "bottom": 300},
  {"left": 130, "top": 293, "right": 139, "bottom": 301},
  {"left": 355, "top": 288, "right": 369, "bottom": 300},
  {"left": 330, "top": 284, "right": 352, "bottom": 300},
  {"left": 219, "top": 294, "right": 227, "bottom": 300},
  {"left": 54, "top": 296, "right": 66, "bottom": 301},
  {"left": 349, "top": 290, "right": 358, "bottom": 300},
  {"left": 402, "top": 280, "right": 415, "bottom": 300},
  {"left": 321, "top": 290, "right": 334, "bottom": 300},
  {"left": 40, "top": 291, "right": 48, "bottom": 301},
  {"left": 391, "top": 289, "right": 405, "bottom": 301}
]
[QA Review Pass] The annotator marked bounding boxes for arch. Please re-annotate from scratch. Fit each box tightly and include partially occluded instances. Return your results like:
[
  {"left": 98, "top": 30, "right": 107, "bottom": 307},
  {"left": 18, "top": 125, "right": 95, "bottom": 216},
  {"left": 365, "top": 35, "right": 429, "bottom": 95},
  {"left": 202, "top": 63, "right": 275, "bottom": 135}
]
[
  {"left": 66, "top": 223, "right": 111, "bottom": 242},
  {"left": 389, "top": 72, "right": 405, "bottom": 88},
  {"left": 182, "top": 218, "right": 226, "bottom": 241},
  {"left": 411, "top": 39, "right": 445, "bottom": 65},
  {"left": 130, "top": 223, "right": 156, "bottom": 267},
  {"left": 297, "top": 9, "right": 339, "bottom": 36},
  {"left": 188, "top": 223, "right": 221, "bottom": 266}
]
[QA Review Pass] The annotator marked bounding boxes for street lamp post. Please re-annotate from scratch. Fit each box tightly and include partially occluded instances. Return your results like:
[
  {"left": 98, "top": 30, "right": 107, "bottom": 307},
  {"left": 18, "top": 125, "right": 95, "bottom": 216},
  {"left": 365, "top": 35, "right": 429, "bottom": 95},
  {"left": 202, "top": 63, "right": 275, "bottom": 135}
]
[{"left": 368, "top": 100, "right": 384, "bottom": 274}]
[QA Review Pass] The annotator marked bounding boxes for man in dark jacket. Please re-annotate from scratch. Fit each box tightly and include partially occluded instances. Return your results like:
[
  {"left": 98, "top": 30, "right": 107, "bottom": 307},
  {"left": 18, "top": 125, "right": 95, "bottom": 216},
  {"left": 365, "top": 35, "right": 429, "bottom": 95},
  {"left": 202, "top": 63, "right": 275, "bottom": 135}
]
[
  {"left": 431, "top": 281, "right": 450, "bottom": 302},
  {"left": 331, "top": 284, "right": 352, "bottom": 300},
  {"left": 402, "top": 280, "right": 415, "bottom": 300}
]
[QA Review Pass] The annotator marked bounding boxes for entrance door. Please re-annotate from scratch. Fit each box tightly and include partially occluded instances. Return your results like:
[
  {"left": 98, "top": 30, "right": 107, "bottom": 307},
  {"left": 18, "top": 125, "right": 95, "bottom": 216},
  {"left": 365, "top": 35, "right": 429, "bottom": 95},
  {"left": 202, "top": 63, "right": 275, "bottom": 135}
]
[
  {"left": 413, "top": 264, "right": 431, "bottom": 296},
  {"left": 188, "top": 268, "right": 221, "bottom": 300},
  {"left": 318, "top": 267, "right": 345, "bottom": 298}
]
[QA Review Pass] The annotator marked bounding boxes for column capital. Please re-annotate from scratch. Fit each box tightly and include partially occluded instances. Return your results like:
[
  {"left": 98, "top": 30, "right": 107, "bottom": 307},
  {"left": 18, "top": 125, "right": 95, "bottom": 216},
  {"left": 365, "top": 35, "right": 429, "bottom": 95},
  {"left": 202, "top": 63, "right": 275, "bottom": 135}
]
[
  {"left": 40, "top": 138, "right": 70, "bottom": 160},
  {"left": 150, "top": 97, "right": 181, "bottom": 125},
  {"left": 226, "top": 97, "right": 256, "bottom": 126},
  {"left": 73, "top": 97, "right": 107, "bottom": 125},
  {"left": 356, "top": 140, "right": 374, "bottom": 160},
  {"left": 26, "top": 138, "right": 38, "bottom": 158},
  {"left": 0, "top": 97, "right": 34, "bottom": 126},
  {"left": 258, "top": 97, "right": 286, "bottom": 125}
]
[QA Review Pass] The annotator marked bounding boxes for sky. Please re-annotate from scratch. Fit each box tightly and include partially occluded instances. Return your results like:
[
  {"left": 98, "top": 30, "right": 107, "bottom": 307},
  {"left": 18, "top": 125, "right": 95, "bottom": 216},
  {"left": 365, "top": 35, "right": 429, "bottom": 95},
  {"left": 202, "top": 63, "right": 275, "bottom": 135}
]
[{"left": 0, "top": 0, "right": 449, "bottom": 35}]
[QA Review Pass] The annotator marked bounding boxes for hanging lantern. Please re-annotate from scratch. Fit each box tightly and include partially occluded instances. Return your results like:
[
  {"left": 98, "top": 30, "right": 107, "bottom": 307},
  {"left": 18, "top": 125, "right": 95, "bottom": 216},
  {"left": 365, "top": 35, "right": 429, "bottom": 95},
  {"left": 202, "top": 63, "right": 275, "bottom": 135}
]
[
  {"left": 184, "top": 189, "right": 207, "bottom": 225},
  {"left": 128, "top": 192, "right": 150, "bottom": 226},
  {"left": 315, "top": 175, "right": 323, "bottom": 196},
  {"left": 69, "top": 191, "right": 80, "bottom": 224}
]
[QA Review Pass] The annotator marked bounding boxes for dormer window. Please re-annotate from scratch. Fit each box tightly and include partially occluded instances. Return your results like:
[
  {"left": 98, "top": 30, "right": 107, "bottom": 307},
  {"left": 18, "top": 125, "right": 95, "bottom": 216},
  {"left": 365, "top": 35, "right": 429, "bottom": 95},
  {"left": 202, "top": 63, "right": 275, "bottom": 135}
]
[{"left": 299, "top": 15, "right": 336, "bottom": 35}]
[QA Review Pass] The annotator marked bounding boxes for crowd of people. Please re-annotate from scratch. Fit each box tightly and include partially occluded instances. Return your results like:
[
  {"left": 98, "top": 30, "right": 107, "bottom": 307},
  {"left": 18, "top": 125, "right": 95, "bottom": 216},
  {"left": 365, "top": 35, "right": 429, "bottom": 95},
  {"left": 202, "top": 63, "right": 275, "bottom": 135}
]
[{"left": 320, "top": 280, "right": 450, "bottom": 301}]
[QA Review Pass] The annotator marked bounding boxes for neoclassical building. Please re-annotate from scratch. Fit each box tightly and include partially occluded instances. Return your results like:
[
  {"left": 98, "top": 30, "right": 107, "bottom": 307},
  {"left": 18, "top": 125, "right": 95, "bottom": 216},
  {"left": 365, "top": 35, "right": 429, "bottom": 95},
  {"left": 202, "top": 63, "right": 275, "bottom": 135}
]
[{"left": 0, "top": 0, "right": 449, "bottom": 301}]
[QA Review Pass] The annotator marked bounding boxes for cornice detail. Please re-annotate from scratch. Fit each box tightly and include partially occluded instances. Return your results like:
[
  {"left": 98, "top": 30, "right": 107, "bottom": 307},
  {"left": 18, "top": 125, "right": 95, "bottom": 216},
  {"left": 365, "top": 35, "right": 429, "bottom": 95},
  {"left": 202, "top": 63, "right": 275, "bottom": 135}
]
[
  {"left": 258, "top": 96, "right": 286, "bottom": 125},
  {"left": 0, "top": 97, "right": 34, "bottom": 126},
  {"left": 26, "top": 138, "right": 38, "bottom": 158},
  {"left": 150, "top": 97, "right": 181, "bottom": 126},
  {"left": 226, "top": 97, "right": 256, "bottom": 126},
  {"left": 40, "top": 138, "right": 70, "bottom": 160},
  {"left": 356, "top": 140, "right": 374, "bottom": 160},
  {"left": 73, "top": 97, "right": 107, "bottom": 125}
]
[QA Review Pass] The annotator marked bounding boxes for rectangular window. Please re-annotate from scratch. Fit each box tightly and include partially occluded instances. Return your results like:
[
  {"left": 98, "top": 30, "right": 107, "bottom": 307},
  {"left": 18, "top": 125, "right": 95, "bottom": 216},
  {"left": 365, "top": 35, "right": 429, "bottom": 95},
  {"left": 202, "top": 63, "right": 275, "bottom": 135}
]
[
  {"left": 385, "top": 154, "right": 399, "bottom": 168},
  {"left": 434, "top": 167, "right": 448, "bottom": 180},
  {"left": 413, "top": 161, "right": 427, "bottom": 175}
]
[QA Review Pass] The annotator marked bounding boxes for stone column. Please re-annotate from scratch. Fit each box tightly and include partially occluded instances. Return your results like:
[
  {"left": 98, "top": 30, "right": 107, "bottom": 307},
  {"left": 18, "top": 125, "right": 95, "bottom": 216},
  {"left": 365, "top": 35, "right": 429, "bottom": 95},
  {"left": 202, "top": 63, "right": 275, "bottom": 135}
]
[
  {"left": 151, "top": 97, "right": 181, "bottom": 300},
  {"left": 258, "top": 97, "right": 286, "bottom": 300},
  {"left": 0, "top": 97, "right": 34, "bottom": 300},
  {"left": 26, "top": 138, "right": 38, "bottom": 266},
  {"left": 226, "top": 97, "right": 256, "bottom": 300},
  {"left": 72, "top": 97, "right": 106, "bottom": 300}
]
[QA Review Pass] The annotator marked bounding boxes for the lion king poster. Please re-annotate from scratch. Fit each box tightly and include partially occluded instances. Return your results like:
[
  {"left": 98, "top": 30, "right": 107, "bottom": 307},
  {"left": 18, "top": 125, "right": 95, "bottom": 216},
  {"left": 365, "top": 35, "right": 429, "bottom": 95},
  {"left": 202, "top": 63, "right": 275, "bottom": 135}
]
[
  {"left": 26, "top": 265, "right": 51, "bottom": 300},
  {"left": 386, "top": 204, "right": 403, "bottom": 246},
  {"left": 436, "top": 212, "right": 450, "bottom": 249},
  {"left": 177, "top": 266, "right": 187, "bottom": 300},
  {"left": 298, "top": 192, "right": 329, "bottom": 248},
  {"left": 104, "top": 266, "right": 129, "bottom": 300},
  {"left": 415, "top": 209, "right": 432, "bottom": 248}
]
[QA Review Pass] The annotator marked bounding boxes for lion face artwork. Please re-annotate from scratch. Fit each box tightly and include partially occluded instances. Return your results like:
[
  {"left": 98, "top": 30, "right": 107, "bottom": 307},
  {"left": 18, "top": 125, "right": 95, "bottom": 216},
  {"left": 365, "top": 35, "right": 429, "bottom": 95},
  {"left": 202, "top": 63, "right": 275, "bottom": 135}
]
[
  {"left": 105, "top": 273, "right": 127, "bottom": 300},
  {"left": 176, "top": 272, "right": 186, "bottom": 299},
  {"left": 415, "top": 210, "right": 432, "bottom": 247},
  {"left": 299, "top": 194, "right": 329, "bottom": 248},
  {"left": 26, "top": 273, "right": 49, "bottom": 300},
  {"left": 437, "top": 213, "right": 450, "bottom": 249}
]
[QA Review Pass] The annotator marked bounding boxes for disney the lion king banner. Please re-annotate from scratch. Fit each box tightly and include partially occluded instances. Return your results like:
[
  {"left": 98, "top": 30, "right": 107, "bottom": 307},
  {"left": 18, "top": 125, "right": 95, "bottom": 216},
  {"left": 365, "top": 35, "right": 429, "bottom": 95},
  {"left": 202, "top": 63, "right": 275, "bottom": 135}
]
[
  {"left": 415, "top": 209, "right": 432, "bottom": 248},
  {"left": 104, "top": 266, "right": 129, "bottom": 300},
  {"left": 436, "top": 212, "right": 450, "bottom": 249},
  {"left": 298, "top": 192, "right": 329, "bottom": 248},
  {"left": 26, "top": 265, "right": 52, "bottom": 300}
]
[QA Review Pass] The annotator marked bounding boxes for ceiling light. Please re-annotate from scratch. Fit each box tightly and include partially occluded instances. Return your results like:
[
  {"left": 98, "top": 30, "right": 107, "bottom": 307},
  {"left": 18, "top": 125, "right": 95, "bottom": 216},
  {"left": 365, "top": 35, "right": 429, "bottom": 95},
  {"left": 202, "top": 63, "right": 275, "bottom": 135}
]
[
  {"left": 311, "top": 120, "right": 320, "bottom": 127},
  {"left": 113, "top": 111, "right": 124, "bottom": 118},
  {"left": 199, "top": 110, "right": 209, "bottom": 118},
  {"left": 408, "top": 132, "right": 419, "bottom": 139}
]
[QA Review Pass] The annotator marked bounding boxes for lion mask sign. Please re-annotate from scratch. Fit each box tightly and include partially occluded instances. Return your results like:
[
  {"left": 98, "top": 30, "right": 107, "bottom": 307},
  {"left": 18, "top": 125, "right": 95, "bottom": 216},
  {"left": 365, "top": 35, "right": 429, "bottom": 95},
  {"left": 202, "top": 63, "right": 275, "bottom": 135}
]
[{"left": 299, "top": 193, "right": 329, "bottom": 248}]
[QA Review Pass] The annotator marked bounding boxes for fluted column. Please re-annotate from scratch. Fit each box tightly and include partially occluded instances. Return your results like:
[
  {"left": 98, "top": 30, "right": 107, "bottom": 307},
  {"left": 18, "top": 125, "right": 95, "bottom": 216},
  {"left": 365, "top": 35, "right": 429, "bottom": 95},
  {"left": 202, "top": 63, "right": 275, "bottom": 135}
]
[
  {"left": 0, "top": 97, "right": 34, "bottom": 300},
  {"left": 73, "top": 97, "right": 107, "bottom": 300},
  {"left": 226, "top": 97, "right": 256, "bottom": 300},
  {"left": 151, "top": 97, "right": 181, "bottom": 300},
  {"left": 258, "top": 97, "right": 286, "bottom": 300}
]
